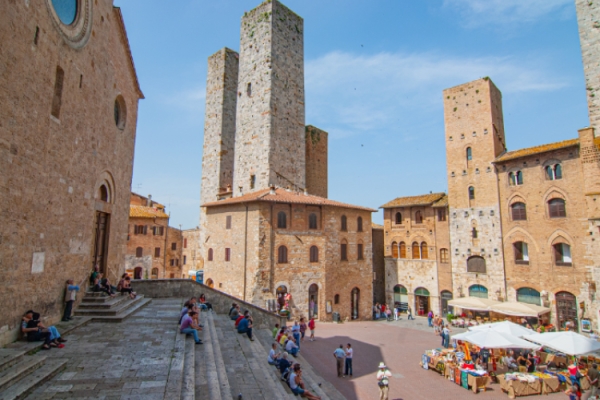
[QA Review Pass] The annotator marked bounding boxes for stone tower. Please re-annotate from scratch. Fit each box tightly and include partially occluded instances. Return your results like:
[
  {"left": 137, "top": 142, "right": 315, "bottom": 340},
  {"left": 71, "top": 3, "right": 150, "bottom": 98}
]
[
  {"left": 576, "top": 0, "right": 600, "bottom": 135},
  {"left": 443, "top": 78, "right": 507, "bottom": 301},
  {"left": 232, "top": 0, "right": 306, "bottom": 195},
  {"left": 200, "top": 48, "right": 239, "bottom": 205},
  {"left": 305, "top": 125, "right": 328, "bottom": 198}
]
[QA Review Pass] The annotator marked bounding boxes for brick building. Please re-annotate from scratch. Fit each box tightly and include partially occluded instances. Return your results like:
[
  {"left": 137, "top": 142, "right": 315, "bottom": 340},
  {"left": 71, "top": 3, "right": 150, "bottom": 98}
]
[
  {"left": 182, "top": 228, "right": 202, "bottom": 281},
  {"left": 125, "top": 193, "right": 183, "bottom": 280},
  {"left": 197, "top": 0, "right": 376, "bottom": 321},
  {"left": 0, "top": 1, "right": 142, "bottom": 345}
]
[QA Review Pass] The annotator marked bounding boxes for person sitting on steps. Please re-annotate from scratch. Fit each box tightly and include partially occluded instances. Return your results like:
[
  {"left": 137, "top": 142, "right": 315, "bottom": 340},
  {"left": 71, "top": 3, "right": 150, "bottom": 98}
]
[
  {"left": 230, "top": 304, "right": 241, "bottom": 321},
  {"left": 21, "top": 310, "right": 53, "bottom": 350},
  {"left": 180, "top": 310, "right": 203, "bottom": 345},
  {"left": 24, "top": 311, "right": 66, "bottom": 348},
  {"left": 268, "top": 342, "right": 281, "bottom": 366},
  {"left": 279, "top": 352, "right": 292, "bottom": 380},
  {"left": 289, "top": 364, "right": 321, "bottom": 399},
  {"left": 92, "top": 273, "right": 115, "bottom": 297},
  {"left": 285, "top": 335, "right": 299, "bottom": 357},
  {"left": 235, "top": 310, "right": 248, "bottom": 329},
  {"left": 117, "top": 274, "right": 136, "bottom": 299},
  {"left": 198, "top": 293, "right": 212, "bottom": 312},
  {"left": 237, "top": 313, "right": 254, "bottom": 341}
]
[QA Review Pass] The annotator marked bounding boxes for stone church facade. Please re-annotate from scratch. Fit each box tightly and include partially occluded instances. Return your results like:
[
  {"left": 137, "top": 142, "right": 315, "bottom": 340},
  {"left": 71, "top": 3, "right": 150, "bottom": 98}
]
[
  {"left": 0, "top": 1, "right": 142, "bottom": 345},
  {"left": 383, "top": 0, "right": 600, "bottom": 330},
  {"left": 198, "top": 0, "right": 374, "bottom": 321}
]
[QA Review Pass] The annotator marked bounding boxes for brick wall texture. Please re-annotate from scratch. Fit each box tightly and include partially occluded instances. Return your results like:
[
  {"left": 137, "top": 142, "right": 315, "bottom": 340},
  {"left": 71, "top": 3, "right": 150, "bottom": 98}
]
[{"left": 0, "top": 1, "right": 142, "bottom": 345}]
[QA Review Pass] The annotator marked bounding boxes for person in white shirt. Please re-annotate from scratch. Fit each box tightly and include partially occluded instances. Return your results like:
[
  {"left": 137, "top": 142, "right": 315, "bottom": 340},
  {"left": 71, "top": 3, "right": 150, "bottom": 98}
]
[
  {"left": 285, "top": 336, "right": 299, "bottom": 357},
  {"left": 344, "top": 343, "right": 353, "bottom": 377},
  {"left": 376, "top": 362, "right": 392, "bottom": 400},
  {"left": 268, "top": 342, "right": 281, "bottom": 366}
]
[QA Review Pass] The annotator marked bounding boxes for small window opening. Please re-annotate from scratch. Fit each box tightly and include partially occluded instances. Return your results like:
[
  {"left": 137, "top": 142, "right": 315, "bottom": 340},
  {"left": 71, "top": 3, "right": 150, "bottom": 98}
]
[
  {"left": 79, "top": 74, "right": 83, "bottom": 88},
  {"left": 247, "top": 82, "right": 252, "bottom": 96},
  {"left": 250, "top": 175, "right": 256, "bottom": 189},
  {"left": 51, "top": 66, "right": 64, "bottom": 118},
  {"left": 34, "top": 26, "right": 39, "bottom": 45}
]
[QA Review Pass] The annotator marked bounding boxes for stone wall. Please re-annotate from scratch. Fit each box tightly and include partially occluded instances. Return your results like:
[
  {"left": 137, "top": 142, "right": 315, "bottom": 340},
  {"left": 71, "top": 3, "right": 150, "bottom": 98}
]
[
  {"left": 305, "top": 126, "right": 328, "bottom": 198},
  {"left": 385, "top": 258, "right": 441, "bottom": 316},
  {"left": 576, "top": 0, "right": 600, "bottom": 134},
  {"left": 0, "top": 1, "right": 141, "bottom": 345},
  {"left": 233, "top": 0, "right": 306, "bottom": 194},
  {"left": 131, "top": 279, "right": 287, "bottom": 329}
]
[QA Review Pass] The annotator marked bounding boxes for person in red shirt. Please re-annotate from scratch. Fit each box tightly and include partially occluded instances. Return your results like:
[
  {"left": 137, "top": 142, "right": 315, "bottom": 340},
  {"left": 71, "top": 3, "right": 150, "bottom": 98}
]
[
  {"left": 308, "top": 317, "right": 316, "bottom": 341},
  {"left": 235, "top": 311, "right": 248, "bottom": 328}
]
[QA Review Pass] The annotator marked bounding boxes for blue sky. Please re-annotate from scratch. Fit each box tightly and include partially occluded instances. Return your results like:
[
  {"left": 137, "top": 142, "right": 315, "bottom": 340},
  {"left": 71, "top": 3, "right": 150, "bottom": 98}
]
[{"left": 115, "top": 0, "right": 588, "bottom": 228}]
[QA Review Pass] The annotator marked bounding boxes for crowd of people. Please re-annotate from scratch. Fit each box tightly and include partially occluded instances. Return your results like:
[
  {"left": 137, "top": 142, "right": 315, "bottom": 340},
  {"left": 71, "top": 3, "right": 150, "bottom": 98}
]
[
  {"left": 178, "top": 296, "right": 212, "bottom": 344},
  {"left": 373, "top": 302, "right": 414, "bottom": 321},
  {"left": 21, "top": 310, "right": 66, "bottom": 350}
]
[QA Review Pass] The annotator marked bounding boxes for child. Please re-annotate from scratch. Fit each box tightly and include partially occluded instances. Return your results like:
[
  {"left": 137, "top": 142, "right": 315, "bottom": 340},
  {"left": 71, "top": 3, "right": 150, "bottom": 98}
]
[
  {"left": 308, "top": 317, "right": 316, "bottom": 341},
  {"left": 62, "top": 278, "right": 81, "bottom": 321}
]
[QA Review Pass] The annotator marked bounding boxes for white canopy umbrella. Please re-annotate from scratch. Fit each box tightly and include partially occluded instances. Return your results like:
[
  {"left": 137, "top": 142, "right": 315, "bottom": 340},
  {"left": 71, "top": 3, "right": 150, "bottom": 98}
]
[
  {"left": 447, "top": 297, "right": 501, "bottom": 312},
  {"left": 524, "top": 331, "right": 600, "bottom": 356},
  {"left": 452, "top": 329, "right": 541, "bottom": 350},
  {"left": 469, "top": 321, "right": 536, "bottom": 337},
  {"left": 489, "top": 301, "right": 550, "bottom": 317}
]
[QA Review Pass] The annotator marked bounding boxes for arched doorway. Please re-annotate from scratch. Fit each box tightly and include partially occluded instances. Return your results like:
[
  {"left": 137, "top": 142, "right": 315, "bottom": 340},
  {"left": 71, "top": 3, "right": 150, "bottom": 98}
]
[
  {"left": 517, "top": 287, "right": 541, "bottom": 305},
  {"left": 276, "top": 285, "right": 288, "bottom": 310},
  {"left": 206, "top": 278, "right": 214, "bottom": 288},
  {"left": 151, "top": 268, "right": 158, "bottom": 279},
  {"left": 440, "top": 290, "right": 453, "bottom": 316},
  {"left": 308, "top": 284, "right": 318, "bottom": 319},
  {"left": 351, "top": 287, "right": 360, "bottom": 320},
  {"left": 393, "top": 285, "right": 408, "bottom": 311},
  {"left": 415, "top": 287, "right": 430, "bottom": 316},
  {"left": 556, "top": 291, "right": 578, "bottom": 332},
  {"left": 134, "top": 267, "right": 142, "bottom": 280}
]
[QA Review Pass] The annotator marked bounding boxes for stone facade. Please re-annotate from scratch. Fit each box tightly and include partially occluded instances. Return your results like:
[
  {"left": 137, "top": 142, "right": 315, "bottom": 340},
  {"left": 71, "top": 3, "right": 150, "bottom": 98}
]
[
  {"left": 305, "top": 126, "right": 328, "bottom": 198},
  {"left": 576, "top": 0, "right": 600, "bottom": 134},
  {"left": 182, "top": 228, "right": 202, "bottom": 280},
  {"left": 202, "top": 189, "right": 375, "bottom": 322},
  {"left": 372, "top": 224, "right": 385, "bottom": 304},
  {"left": 0, "top": 1, "right": 142, "bottom": 345}
]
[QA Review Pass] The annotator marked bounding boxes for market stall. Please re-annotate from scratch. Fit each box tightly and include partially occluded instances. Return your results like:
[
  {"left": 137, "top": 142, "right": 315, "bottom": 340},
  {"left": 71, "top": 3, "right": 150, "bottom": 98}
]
[{"left": 421, "top": 348, "right": 491, "bottom": 393}]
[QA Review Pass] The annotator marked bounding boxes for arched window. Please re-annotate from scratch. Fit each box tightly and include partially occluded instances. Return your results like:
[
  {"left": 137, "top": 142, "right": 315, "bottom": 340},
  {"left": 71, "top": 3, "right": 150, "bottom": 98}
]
[
  {"left": 412, "top": 242, "right": 420, "bottom": 259},
  {"left": 278, "top": 246, "right": 288, "bottom": 263},
  {"left": 341, "top": 240, "right": 348, "bottom": 261},
  {"left": 466, "top": 256, "right": 486, "bottom": 273},
  {"left": 472, "top": 228, "right": 478, "bottom": 239},
  {"left": 469, "top": 284, "right": 488, "bottom": 298},
  {"left": 391, "top": 241, "right": 398, "bottom": 258},
  {"left": 415, "top": 211, "right": 423, "bottom": 224},
  {"left": 357, "top": 216, "right": 363, "bottom": 232},
  {"left": 554, "top": 164, "right": 562, "bottom": 179},
  {"left": 546, "top": 164, "right": 563, "bottom": 180},
  {"left": 277, "top": 211, "right": 287, "bottom": 229},
  {"left": 514, "top": 242, "right": 529, "bottom": 264},
  {"left": 548, "top": 199, "right": 566, "bottom": 218},
  {"left": 508, "top": 172, "right": 515, "bottom": 186},
  {"left": 468, "top": 186, "right": 475, "bottom": 200},
  {"left": 309, "top": 246, "right": 319, "bottom": 262},
  {"left": 510, "top": 171, "right": 523, "bottom": 186},
  {"left": 466, "top": 147, "right": 472, "bottom": 161},
  {"left": 517, "top": 287, "right": 541, "bottom": 305},
  {"left": 440, "top": 248, "right": 449, "bottom": 263},
  {"left": 207, "top": 248, "right": 213, "bottom": 261},
  {"left": 420, "top": 242, "right": 428, "bottom": 259},
  {"left": 554, "top": 243, "right": 572, "bottom": 266},
  {"left": 135, "top": 247, "right": 143, "bottom": 257},
  {"left": 334, "top": 294, "right": 340, "bottom": 304},
  {"left": 99, "top": 185, "right": 109, "bottom": 202},
  {"left": 308, "top": 213, "right": 318, "bottom": 230},
  {"left": 516, "top": 171, "right": 523, "bottom": 185},
  {"left": 511, "top": 202, "right": 527, "bottom": 221},
  {"left": 341, "top": 215, "right": 347, "bottom": 231},
  {"left": 395, "top": 212, "right": 402, "bottom": 224},
  {"left": 399, "top": 242, "right": 406, "bottom": 259}
]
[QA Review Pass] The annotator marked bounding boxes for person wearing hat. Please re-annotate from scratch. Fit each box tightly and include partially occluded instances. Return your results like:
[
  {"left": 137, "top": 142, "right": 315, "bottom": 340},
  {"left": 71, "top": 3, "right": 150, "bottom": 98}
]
[{"left": 376, "top": 362, "right": 392, "bottom": 400}]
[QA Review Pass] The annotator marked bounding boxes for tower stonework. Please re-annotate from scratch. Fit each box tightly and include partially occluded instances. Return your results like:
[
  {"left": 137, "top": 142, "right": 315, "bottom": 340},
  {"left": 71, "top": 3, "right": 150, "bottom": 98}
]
[
  {"left": 200, "top": 48, "right": 239, "bottom": 205},
  {"left": 444, "top": 78, "right": 507, "bottom": 301},
  {"left": 305, "top": 125, "right": 328, "bottom": 198},
  {"left": 576, "top": 0, "right": 600, "bottom": 135},
  {"left": 232, "top": 0, "right": 306, "bottom": 195}
]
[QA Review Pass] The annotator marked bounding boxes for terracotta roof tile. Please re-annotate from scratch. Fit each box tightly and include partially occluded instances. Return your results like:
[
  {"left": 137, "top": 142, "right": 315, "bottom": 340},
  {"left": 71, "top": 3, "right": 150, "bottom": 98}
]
[
  {"left": 372, "top": 223, "right": 384, "bottom": 230},
  {"left": 202, "top": 188, "right": 376, "bottom": 212},
  {"left": 432, "top": 195, "right": 449, "bottom": 208},
  {"left": 380, "top": 193, "right": 446, "bottom": 209},
  {"left": 494, "top": 138, "right": 579, "bottom": 163},
  {"left": 129, "top": 205, "right": 169, "bottom": 219}
]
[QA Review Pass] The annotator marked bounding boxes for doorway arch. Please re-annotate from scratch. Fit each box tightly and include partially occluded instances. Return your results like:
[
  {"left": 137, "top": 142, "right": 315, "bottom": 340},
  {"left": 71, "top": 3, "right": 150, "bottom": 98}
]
[
  {"left": 555, "top": 291, "right": 577, "bottom": 331},
  {"left": 308, "top": 284, "right": 319, "bottom": 319},
  {"left": 276, "top": 285, "right": 288, "bottom": 310},
  {"left": 205, "top": 278, "right": 214, "bottom": 288},
  {"left": 415, "top": 287, "right": 430, "bottom": 316},
  {"left": 440, "top": 290, "right": 453, "bottom": 316},
  {"left": 351, "top": 287, "right": 360, "bottom": 320},
  {"left": 393, "top": 285, "right": 408, "bottom": 310},
  {"left": 134, "top": 266, "right": 143, "bottom": 280},
  {"left": 151, "top": 268, "right": 158, "bottom": 279}
]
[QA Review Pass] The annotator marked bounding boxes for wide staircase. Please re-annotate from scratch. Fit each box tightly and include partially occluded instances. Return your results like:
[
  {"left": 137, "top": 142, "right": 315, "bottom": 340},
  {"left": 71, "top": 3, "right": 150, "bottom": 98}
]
[
  {"left": 171, "top": 311, "right": 346, "bottom": 400},
  {"left": 72, "top": 290, "right": 151, "bottom": 321}
]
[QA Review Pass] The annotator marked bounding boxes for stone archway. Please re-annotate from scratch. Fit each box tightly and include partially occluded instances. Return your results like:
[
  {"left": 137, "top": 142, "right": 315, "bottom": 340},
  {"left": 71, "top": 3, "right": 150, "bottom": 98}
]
[
  {"left": 351, "top": 287, "right": 360, "bottom": 320},
  {"left": 134, "top": 267, "right": 142, "bottom": 280},
  {"left": 308, "top": 284, "right": 319, "bottom": 320},
  {"left": 205, "top": 278, "right": 214, "bottom": 289}
]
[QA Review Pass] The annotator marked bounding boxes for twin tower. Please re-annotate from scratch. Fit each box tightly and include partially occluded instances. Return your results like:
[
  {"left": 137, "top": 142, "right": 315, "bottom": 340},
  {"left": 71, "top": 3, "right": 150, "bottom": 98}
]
[{"left": 200, "top": 0, "right": 328, "bottom": 206}]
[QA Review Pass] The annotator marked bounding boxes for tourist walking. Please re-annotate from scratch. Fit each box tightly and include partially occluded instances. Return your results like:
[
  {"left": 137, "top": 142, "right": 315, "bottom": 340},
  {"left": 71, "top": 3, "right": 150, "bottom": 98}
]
[
  {"left": 308, "top": 317, "right": 316, "bottom": 341},
  {"left": 393, "top": 305, "right": 400, "bottom": 321},
  {"left": 333, "top": 344, "right": 346, "bottom": 377},
  {"left": 442, "top": 324, "right": 451, "bottom": 348},
  {"left": 407, "top": 305, "right": 414, "bottom": 320},
  {"left": 376, "top": 362, "right": 392, "bottom": 400},
  {"left": 344, "top": 343, "right": 353, "bottom": 377},
  {"left": 586, "top": 363, "right": 599, "bottom": 398},
  {"left": 299, "top": 318, "right": 307, "bottom": 342},
  {"left": 427, "top": 310, "right": 433, "bottom": 327}
]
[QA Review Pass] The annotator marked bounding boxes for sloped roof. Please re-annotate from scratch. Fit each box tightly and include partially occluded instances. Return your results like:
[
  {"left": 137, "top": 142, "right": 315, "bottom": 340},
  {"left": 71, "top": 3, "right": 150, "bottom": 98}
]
[
  {"left": 372, "top": 223, "right": 384, "bottom": 230},
  {"left": 202, "top": 188, "right": 376, "bottom": 212},
  {"left": 432, "top": 195, "right": 449, "bottom": 208},
  {"left": 129, "top": 205, "right": 169, "bottom": 219},
  {"left": 380, "top": 193, "right": 446, "bottom": 209},
  {"left": 494, "top": 138, "right": 579, "bottom": 163}
]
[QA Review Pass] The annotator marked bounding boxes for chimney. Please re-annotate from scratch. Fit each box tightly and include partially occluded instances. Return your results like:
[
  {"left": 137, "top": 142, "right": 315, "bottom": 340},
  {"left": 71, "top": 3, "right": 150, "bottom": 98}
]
[
  {"left": 269, "top": 185, "right": 276, "bottom": 195},
  {"left": 303, "top": 188, "right": 308, "bottom": 196},
  {"left": 147, "top": 194, "right": 152, "bottom": 207}
]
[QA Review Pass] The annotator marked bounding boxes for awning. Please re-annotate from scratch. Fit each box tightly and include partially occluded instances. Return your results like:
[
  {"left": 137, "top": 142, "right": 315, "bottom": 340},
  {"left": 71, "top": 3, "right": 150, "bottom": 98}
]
[
  {"left": 447, "top": 297, "right": 502, "bottom": 311},
  {"left": 187, "top": 270, "right": 198, "bottom": 276},
  {"left": 524, "top": 331, "right": 600, "bottom": 356},
  {"left": 452, "top": 329, "right": 541, "bottom": 350},
  {"left": 469, "top": 321, "right": 536, "bottom": 337},
  {"left": 489, "top": 301, "right": 550, "bottom": 317}
]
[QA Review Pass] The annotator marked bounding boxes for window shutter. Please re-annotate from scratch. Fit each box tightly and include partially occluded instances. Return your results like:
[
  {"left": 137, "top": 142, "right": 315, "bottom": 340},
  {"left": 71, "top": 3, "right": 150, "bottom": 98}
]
[
  {"left": 391, "top": 242, "right": 398, "bottom": 258},
  {"left": 143, "top": 225, "right": 148, "bottom": 235}
]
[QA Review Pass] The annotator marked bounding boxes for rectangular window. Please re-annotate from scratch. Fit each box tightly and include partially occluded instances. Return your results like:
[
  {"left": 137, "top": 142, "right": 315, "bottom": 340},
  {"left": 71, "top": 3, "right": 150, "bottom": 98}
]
[
  {"left": 183, "top": 255, "right": 187, "bottom": 265},
  {"left": 440, "top": 249, "right": 449, "bottom": 263},
  {"left": 250, "top": 175, "right": 256, "bottom": 189},
  {"left": 226, "top": 215, "right": 232, "bottom": 229},
  {"left": 153, "top": 226, "right": 164, "bottom": 236},
  {"left": 154, "top": 247, "right": 161, "bottom": 258},
  {"left": 184, "top": 238, "right": 188, "bottom": 248},
  {"left": 170, "top": 273, "right": 175, "bottom": 279},
  {"left": 437, "top": 209, "right": 446, "bottom": 222},
  {"left": 514, "top": 242, "right": 529, "bottom": 265},
  {"left": 341, "top": 244, "right": 348, "bottom": 261},
  {"left": 225, "top": 248, "right": 231, "bottom": 262},
  {"left": 175, "top": 258, "right": 179, "bottom": 266},
  {"left": 51, "top": 66, "right": 64, "bottom": 118},
  {"left": 171, "top": 242, "right": 177, "bottom": 251},
  {"left": 170, "top": 259, "right": 174, "bottom": 266},
  {"left": 357, "top": 243, "right": 364, "bottom": 260}
]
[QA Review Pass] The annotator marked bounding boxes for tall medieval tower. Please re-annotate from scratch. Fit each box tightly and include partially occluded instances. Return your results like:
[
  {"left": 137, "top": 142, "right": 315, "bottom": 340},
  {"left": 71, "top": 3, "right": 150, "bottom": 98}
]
[
  {"left": 444, "top": 78, "right": 507, "bottom": 301},
  {"left": 576, "top": 0, "right": 600, "bottom": 135},
  {"left": 232, "top": 0, "right": 306, "bottom": 195}
]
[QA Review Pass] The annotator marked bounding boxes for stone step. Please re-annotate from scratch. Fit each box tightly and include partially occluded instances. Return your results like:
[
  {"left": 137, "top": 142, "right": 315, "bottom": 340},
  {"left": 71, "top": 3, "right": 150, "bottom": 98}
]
[
  {"left": 0, "top": 350, "right": 27, "bottom": 374},
  {"left": 205, "top": 312, "right": 232, "bottom": 400},
  {"left": 181, "top": 335, "right": 195, "bottom": 400},
  {"left": 0, "top": 356, "right": 46, "bottom": 393},
  {"left": 194, "top": 324, "right": 210, "bottom": 400},
  {"left": 73, "top": 295, "right": 147, "bottom": 316},
  {"left": 165, "top": 322, "right": 186, "bottom": 400},
  {"left": 78, "top": 294, "right": 130, "bottom": 308},
  {"left": 0, "top": 359, "right": 66, "bottom": 400},
  {"left": 89, "top": 297, "right": 152, "bottom": 323}
]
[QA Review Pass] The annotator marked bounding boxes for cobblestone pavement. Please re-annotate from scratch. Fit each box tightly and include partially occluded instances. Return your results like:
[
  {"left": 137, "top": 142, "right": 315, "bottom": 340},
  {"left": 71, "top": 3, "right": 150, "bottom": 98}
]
[
  {"left": 300, "top": 319, "right": 567, "bottom": 400},
  {"left": 25, "top": 298, "right": 183, "bottom": 400}
]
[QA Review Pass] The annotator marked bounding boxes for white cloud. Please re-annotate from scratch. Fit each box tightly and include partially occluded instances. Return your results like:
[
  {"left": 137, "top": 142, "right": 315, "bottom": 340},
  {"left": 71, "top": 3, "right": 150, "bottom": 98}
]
[
  {"left": 443, "top": 0, "right": 572, "bottom": 26},
  {"left": 305, "top": 51, "right": 568, "bottom": 139}
]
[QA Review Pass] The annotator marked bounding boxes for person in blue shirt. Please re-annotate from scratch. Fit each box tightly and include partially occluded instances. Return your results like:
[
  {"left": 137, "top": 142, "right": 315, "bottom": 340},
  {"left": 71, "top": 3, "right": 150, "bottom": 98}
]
[{"left": 237, "top": 314, "right": 254, "bottom": 341}]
